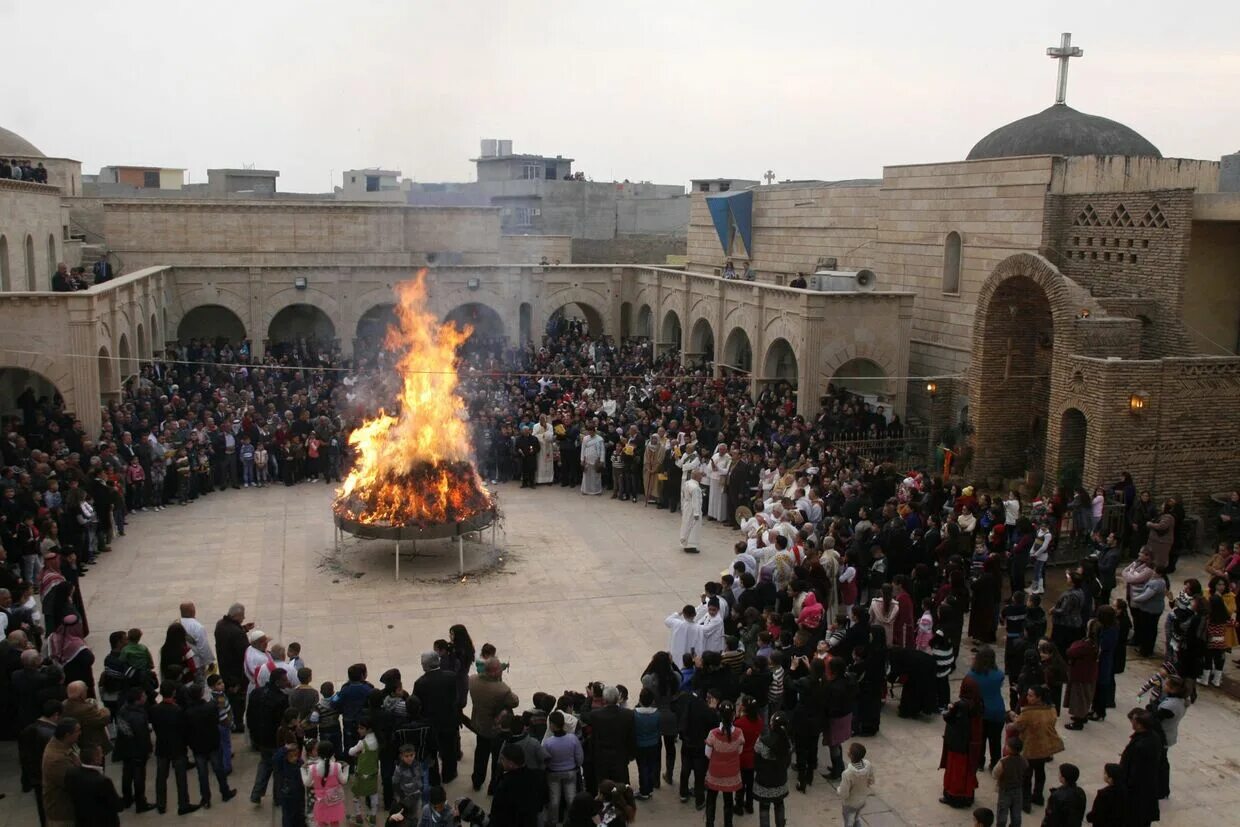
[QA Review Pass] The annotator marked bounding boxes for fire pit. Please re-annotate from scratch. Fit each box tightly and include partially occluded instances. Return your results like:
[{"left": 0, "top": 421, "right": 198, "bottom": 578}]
[{"left": 332, "top": 271, "right": 499, "bottom": 578}]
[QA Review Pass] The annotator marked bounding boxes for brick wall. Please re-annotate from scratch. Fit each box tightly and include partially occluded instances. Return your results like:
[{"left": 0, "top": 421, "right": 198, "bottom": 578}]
[
  {"left": 1042, "top": 188, "right": 1196, "bottom": 356},
  {"left": 572, "top": 235, "right": 686, "bottom": 264}
]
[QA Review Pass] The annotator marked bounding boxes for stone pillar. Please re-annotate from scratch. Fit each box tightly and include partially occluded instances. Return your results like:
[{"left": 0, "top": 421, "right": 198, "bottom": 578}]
[
  {"left": 68, "top": 318, "right": 102, "bottom": 438},
  {"left": 247, "top": 267, "right": 265, "bottom": 358},
  {"left": 750, "top": 286, "right": 766, "bottom": 402},
  {"left": 798, "top": 299, "right": 826, "bottom": 417}
]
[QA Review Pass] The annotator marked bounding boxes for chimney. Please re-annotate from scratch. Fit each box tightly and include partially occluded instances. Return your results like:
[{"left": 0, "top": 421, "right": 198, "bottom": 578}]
[{"left": 480, "top": 139, "right": 498, "bottom": 158}]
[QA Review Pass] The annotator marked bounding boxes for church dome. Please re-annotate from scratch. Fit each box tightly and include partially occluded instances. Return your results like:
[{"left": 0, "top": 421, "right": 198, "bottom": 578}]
[
  {"left": 0, "top": 125, "right": 45, "bottom": 158},
  {"left": 967, "top": 104, "right": 1161, "bottom": 161}
]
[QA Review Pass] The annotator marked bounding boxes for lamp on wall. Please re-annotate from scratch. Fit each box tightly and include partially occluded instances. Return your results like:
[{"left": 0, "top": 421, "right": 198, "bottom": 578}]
[
  {"left": 925, "top": 381, "right": 938, "bottom": 397},
  {"left": 1129, "top": 391, "right": 1149, "bottom": 413},
  {"left": 294, "top": 276, "right": 308, "bottom": 290},
  {"left": 467, "top": 278, "right": 481, "bottom": 291}
]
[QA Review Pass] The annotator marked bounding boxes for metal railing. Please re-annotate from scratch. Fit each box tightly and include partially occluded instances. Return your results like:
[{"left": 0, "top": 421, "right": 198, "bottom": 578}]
[{"left": 826, "top": 425, "right": 931, "bottom": 467}]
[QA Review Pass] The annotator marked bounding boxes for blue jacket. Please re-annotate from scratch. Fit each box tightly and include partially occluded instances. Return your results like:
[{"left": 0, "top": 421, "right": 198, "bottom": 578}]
[
  {"left": 332, "top": 680, "right": 374, "bottom": 723},
  {"left": 634, "top": 707, "right": 661, "bottom": 748},
  {"left": 967, "top": 667, "right": 1007, "bottom": 722}
]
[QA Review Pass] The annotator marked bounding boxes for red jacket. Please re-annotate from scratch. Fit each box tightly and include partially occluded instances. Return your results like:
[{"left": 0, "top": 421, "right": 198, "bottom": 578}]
[{"left": 1066, "top": 639, "right": 1098, "bottom": 685}]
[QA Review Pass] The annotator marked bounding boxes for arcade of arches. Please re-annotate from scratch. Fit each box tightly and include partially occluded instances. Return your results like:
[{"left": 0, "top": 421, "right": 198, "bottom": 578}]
[
  {"left": 178, "top": 304, "right": 247, "bottom": 344},
  {"left": 268, "top": 304, "right": 336, "bottom": 343},
  {"left": 446, "top": 302, "right": 506, "bottom": 340}
]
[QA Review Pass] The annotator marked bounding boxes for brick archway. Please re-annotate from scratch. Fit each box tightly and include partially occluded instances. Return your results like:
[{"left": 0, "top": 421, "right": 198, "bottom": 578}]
[{"left": 969, "top": 253, "right": 1098, "bottom": 484}]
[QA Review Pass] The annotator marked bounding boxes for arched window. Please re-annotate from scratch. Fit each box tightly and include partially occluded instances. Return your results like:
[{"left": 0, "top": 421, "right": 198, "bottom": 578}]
[
  {"left": 24, "top": 235, "right": 35, "bottom": 290},
  {"left": 0, "top": 235, "right": 9, "bottom": 291},
  {"left": 942, "top": 231, "right": 962, "bottom": 294}
]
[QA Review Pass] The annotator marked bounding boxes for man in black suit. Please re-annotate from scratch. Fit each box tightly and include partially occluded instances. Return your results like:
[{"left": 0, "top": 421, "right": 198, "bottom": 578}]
[
  {"left": 586, "top": 685, "right": 636, "bottom": 789},
  {"left": 413, "top": 650, "right": 461, "bottom": 785},
  {"left": 92, "top": 259, "right": 114, "bottom": 285},
  {"left": 66, "top": 743, "right": 122, "bottom": 827}
]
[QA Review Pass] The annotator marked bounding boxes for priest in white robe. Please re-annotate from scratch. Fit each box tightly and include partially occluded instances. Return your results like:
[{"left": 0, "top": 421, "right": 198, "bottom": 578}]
[
  {"left": 706, "top": 443, "right": 732, "bottom": 522},
  {"left": 665, "top": 605, "right": 705, "bottom": 665},
  {"left": 680, "top": 469, "right": 704, "bottom": 553},
  {"left": 580, "top": 422, "right": 606, "bottom": 495},
  {"left": 532, "top": 414, "right": 556, "bottom": 484}
]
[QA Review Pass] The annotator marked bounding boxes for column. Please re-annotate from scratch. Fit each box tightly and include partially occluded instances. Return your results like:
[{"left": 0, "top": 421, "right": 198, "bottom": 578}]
[{"left": 68, "top": 317, "right": 102, "bottom": 438}]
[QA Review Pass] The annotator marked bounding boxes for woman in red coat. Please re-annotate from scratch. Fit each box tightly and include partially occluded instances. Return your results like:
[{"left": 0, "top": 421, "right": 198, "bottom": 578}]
[
  {"left": 734, "top": 696, "right": 764, "bottom": 816},
  {"left": 939, "top": 675, "right": 984, "bottom": 808},
  {"left": 1065, "top": 622, "right": 1101, "bottom": 729},
  {"left": 893, "top": 576, "right": 916, "bottom": 649},
  {"left": 705, "top": 700, "right": 745, "bottom": 827}
]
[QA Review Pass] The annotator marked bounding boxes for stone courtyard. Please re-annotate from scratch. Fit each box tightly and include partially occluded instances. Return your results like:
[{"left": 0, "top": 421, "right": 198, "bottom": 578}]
[{"left": 2, "top": 483, "right": 1239, "bottom": 826}]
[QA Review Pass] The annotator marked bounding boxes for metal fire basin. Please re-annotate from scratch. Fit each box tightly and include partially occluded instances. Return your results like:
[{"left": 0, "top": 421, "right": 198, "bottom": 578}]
[{"left": 333, "top": 508, "right": 496, "bottom": 541}]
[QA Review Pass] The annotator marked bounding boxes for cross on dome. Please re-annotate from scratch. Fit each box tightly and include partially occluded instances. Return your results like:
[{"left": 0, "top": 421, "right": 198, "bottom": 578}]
[{"left": 1046, "top": 32, "right": 1084, "bottom": 106}]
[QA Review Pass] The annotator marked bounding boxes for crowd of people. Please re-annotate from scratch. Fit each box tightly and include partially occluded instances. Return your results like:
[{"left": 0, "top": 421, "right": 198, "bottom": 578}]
[
  {"left": 51, "top": 259, "right": 119, "bottom": 293},
  {"left": 0, "top": 157, "right": 49, "bottom": 183},
  {"left": 0, "top": 319, "right": 1237, "bottom": 827}
]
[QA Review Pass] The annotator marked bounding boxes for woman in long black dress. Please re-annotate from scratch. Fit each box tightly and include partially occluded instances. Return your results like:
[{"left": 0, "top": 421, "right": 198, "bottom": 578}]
[{"left": 850, "top": 626, "right": 887, "bottom": 736}]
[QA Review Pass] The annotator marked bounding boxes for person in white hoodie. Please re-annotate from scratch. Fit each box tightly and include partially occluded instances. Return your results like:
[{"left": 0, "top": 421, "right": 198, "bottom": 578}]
[
  {"left": 836, "top": 742, "right": 875, "bottom": 827},
  {"left": 1030, "top": 522, "right": 1053, "bottom": 595}
]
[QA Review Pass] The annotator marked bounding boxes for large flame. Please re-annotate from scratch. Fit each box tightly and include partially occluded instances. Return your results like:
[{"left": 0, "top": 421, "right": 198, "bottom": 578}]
[{"left": 334, "top": 271, "right": 492, "bottom": 526}]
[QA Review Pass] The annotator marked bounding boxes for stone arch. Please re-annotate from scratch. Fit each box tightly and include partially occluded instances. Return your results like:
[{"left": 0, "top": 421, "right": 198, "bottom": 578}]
[
  {"left": 117, "top": 333, "right": 133, "bottom": 381},
  {"left": 136, "top": 322, "right": 147, "bottom": 363},
  {"left": 1057, "top": 406, "right": 1088, "bottom": 488},
  {"left": 178, "top": 305, "right": 247, "bottom": 343},
  {"left": 0, "top": 366, "right": 65, "bottom": 419},
  {"left": 688, "top": 317, "right": 714, "bottom": 362},
  {"left": 943, "top": 231, "right": 962, "bottom": 294},
  {"left": 969, "top": 253, "right": 1091, "bottom": 482},
  {"left": 829, "top": 357, "right": 891, "bottom": 399},
  {"left": 356, "top": 302, "right": 398, "bottom": 343},
  {"left": 444, "top": 302, "right": 506, "bottom": 340},
  {"left": 98, "top": 345, "right": 115, "bottom": 400},
  {"left": 722, "top": 327, "right": 753, "bottom": 374},
  {"left": 519, "top": 303, "right": 533, "bottom": 344},
  {"left": 541, "top": 285, "right": 610, "bottom": 337},
  {"left": 174, "top": 286, "right": 250, "bottom": 342},
  {"left": 261, "top": 287, "right": 340, "bottom": 344},
  {"left": 268, "top": 304, "right": 336, "bottom": 343},
  {"left": 620, "top": 302, "right": 633, "bottom": 339},
  {"left": 0, "top": 234, "right": 8, "bottom": 291},
  {"left": 763, "top": 338, "right": 798, "bottom": 384},
  {"left": 660, "top": 309, "right": 682, "bottom": 353},
  {"left": 24, "top": 234, "right": 35, "bottom": 290},
  {"left": 637, "top": 304, "right": 653, "bottom": 339}
]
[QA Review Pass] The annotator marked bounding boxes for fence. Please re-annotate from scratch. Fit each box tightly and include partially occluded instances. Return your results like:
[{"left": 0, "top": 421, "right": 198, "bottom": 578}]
[{"left": 827, "top": 426, "right": 932, "bottom": 468}]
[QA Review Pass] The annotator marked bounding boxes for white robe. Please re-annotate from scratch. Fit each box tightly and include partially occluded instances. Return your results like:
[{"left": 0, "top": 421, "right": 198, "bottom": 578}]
[
  {"left": 706, "top": 452, "right": 731, "bottom": 522},
  {"left": 680, "top": 478, "right": 702, "bottom": 549},
  {"left": 532, "top": 423, "right": 555, "bottom": 484},
  {"left": 580, "top": 434, "right": 605, "bottom": 495},
  {"left": 696, "top": 612, "right": 725, "bottom": 654},
  {"left": 665, "top": 613, "right": 706, "bottom": 664}
]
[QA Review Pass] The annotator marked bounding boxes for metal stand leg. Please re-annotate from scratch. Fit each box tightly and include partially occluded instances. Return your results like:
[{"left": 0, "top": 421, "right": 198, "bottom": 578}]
[
  {"left": 395, "top": 540, "right": 400, "bottom": 581},
  {"left": 458, "top": 536, "right": 465, "bottom": 577}
]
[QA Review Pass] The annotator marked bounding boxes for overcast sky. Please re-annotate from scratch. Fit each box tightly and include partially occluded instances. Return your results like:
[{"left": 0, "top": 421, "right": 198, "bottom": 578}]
[{"left": 5, "top": 0, "right": 1238, "bottom": 192}]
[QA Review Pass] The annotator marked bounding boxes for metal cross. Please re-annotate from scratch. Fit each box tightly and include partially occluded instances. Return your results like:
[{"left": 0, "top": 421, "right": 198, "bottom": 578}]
[
  {"left": 763, "top": 170, "right": 775, "bottom": 185},
  {"left": 1046, "top": 32, "right": 1083, "bottom": 106}
]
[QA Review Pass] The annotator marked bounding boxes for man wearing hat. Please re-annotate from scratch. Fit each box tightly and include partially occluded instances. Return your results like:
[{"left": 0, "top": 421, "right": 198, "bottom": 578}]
[
  {"left": 414, "top": 651, "right": 461, "bottom": 785},
  {"left": 243, "top": 629, "right": 275, "bottom": 696}
]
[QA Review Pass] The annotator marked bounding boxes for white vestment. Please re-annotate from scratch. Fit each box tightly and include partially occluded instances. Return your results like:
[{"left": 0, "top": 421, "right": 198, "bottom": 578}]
[
  {"left": 580, "top": 434, "right": 605, "bottom": 495},
  {"left": 532, "top": 422, "right": 556, "bottom": 484},
  {"left": 706, "top": 451, "right": 732, "bottom": 521},
  {"left": 696, "top": 612, "right": 725, "bottom": 654},
  {"left": 665, "top": 613, "right": 705, "bottom": 664},
  {"left": 244, "top": 645, "right": 275, "bottom": 695},
  {"left": 680, "top": 478, "right": 703, "bottom": 549}
]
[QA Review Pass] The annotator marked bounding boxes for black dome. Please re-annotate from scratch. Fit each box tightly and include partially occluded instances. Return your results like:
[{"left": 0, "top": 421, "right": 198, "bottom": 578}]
[{"left": 967, "top": 104, "right": 1161, "bottom": 161}]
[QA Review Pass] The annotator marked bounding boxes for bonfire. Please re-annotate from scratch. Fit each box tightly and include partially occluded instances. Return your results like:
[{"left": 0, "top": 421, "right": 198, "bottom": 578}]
[{"left": 333, "top": 272, "right": 493, "bottom": 529}]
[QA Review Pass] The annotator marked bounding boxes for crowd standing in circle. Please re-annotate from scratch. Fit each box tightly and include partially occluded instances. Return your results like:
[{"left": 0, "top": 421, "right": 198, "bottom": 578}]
[{"left": 0, "top": 319, "right": 1236, "bottom": 827}]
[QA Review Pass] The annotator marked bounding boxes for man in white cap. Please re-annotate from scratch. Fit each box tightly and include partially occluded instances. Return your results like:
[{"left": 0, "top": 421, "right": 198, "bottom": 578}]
[
  {"left": 679, "top": 469, "right": 704, "bottom": 554},
  {"left": 243, "top": 629, "right": 275, "bottom": 696}
]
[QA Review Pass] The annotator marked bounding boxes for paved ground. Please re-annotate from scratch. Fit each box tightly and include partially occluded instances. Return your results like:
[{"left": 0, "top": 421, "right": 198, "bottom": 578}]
[{"left": 3, "top": 481, "right": 1240, "bottom": 826}]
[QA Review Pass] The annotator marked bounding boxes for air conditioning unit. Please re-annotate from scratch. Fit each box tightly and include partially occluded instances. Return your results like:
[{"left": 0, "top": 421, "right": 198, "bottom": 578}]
[{"left": 807, "top": 269, "right": 877, "bottom": 292}]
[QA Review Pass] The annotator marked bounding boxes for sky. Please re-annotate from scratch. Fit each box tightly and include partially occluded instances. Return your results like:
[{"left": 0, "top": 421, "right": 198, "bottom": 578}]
[{"left": 4, "top": 0, "right": 1239, "bottom": 193}]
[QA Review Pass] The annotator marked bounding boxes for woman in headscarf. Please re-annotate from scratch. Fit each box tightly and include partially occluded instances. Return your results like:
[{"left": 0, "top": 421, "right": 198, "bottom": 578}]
[
  {"left": 939, "top": 675, "right": 983, "bottom": 808},
  {"left": 967, "top": 554, "right": 1001, "bottom": 644},
  {"left": 48, "top": 614, "right": 95, "bottom": 697}
]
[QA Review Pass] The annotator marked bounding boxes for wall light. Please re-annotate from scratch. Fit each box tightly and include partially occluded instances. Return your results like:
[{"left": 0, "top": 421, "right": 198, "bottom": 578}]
[
  {"left": 926, "top": 381, "right": 938, "bottom": 397},
  {"left": 293, "top": 276, "right": 308, "bottom": 290},
  {"left": 467, "top": 278, "right": 481, "bottom": 291},
  {"left": 1129, "top": 391, "right": 1149, "bottom": 413}
]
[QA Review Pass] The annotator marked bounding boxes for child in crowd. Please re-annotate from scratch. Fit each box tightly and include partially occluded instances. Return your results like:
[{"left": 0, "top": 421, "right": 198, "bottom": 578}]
[
  {"left": 1042, "top": 763, "right": 1086, "bottom": 826},
  {"left": 915, "top": 599, "right": 935, "bottom": 652},
  {"left": 931, "top": 629, "right": 956, "bottom": 712},
  {"left": 1136, "top": 662, "right": 1177, "bottom": 707},
  {"left": 838, "top": 552, "right": 858, "bottom": 618},
  {"left": 389, "top": 743, "right": 424, "bottom": 823},
  {"left": 755, "top": 631, "right": 775, "bottom": 661},
  {"left": 475, "top": 643, "right": 509, "bottom": 674},
  {"left": 287, "top": 641, "right": 305, "bottom": 673},
  {"left": 121, "top": 627, "right": 155, "bottom": 673},
  {"left": 254, "top": 442, "right": 269, "bottom": 487},
  {"left": 767, "top": 651, "right": 786, "bottom": 713},
  {"left": 836, "top": 742, "right": 875, "bottom": 827},
  {"left": 990, "top": 737, "right": 1027, "bottom": 827},
  {"left": 973, "top": 807, "right": 995, "bottom": 827},
  {"left": 826, "top": 614, "right": 849, "bottom": 653},
  {"left": 1024, "top": 594, "right": 1047, "bottom": 642},
  {"left": 721, "top": 636, "right": 746, "bottom": 674},
  {"left": 349, "top": 718, "right": 381, "bottom": 825},
  {"left": 311, "top": 681, "right": 342, "bottom": 754},
  {"left": 273, "top": 740, "right": 306, "bottom": 826},
  {"left": 208, "top": 673, "right": 234, "bottom": 773},
  {"left": 415, "top": 786, "right": 452, "bottom": 826},
  {"left": 680, "top": 653, "right": 697, "bottom": 690}
]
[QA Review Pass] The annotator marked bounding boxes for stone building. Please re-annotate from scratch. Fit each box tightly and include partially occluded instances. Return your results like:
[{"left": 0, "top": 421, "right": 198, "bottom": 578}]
[{"left": 685, "top": 53, "right": 1240, "bottom": 507}]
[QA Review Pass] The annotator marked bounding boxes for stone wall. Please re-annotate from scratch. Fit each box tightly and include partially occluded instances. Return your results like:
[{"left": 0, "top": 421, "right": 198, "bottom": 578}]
[
  {"left": 498, "top": 234, "right": 573, "bottom": 264},
  {"left": 102, "top": 200, "right": 503, "bottom": 269},
  {"left": 572, "top": 234, "right": 686, "bottom": 265},
  {"left": 1042, "top": 188, "right": 1195, "bottom": 356},
  {"left": 0, "top": 180, "right": 65, "bottom": 291},
  {"left": 1184, "top": 221, "right": 1240, "bottom": 356},
  {"left": 1050, "top": 155, "right": 1219, "bottom": 195}
]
